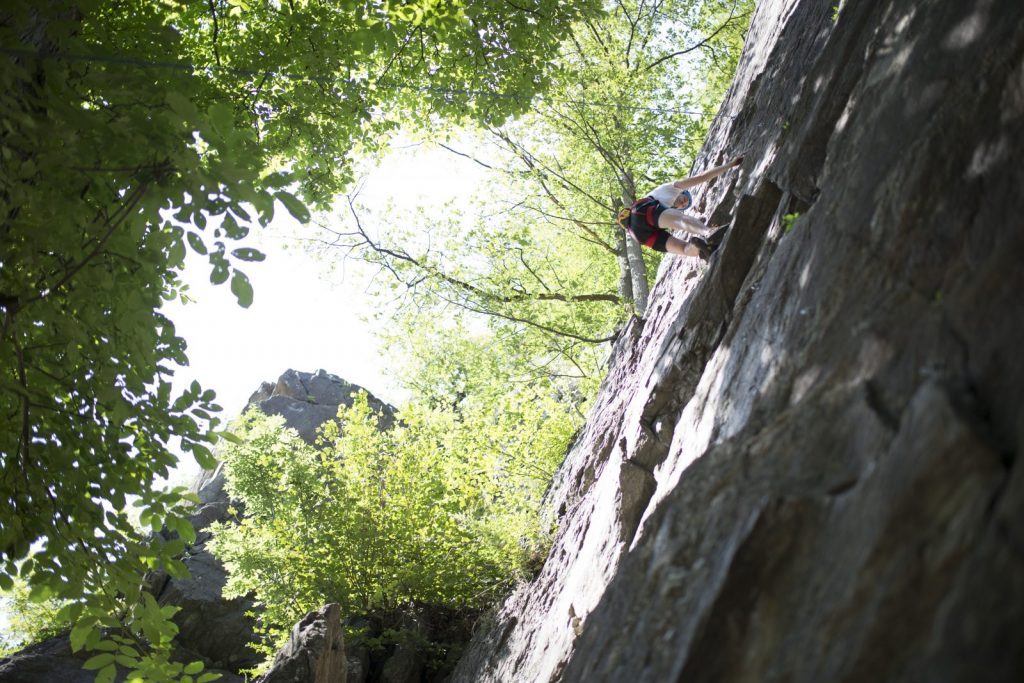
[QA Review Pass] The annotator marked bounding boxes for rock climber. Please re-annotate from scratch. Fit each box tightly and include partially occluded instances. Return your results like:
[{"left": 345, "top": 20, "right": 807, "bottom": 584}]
[{"left": 619, "top": 155, "right": 744, "bottom": 259}]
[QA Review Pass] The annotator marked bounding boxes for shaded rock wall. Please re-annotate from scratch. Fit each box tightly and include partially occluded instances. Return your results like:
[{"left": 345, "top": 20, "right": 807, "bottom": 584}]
[
  {"left": 259, "top": 603, "right": 346, "bottom": 683},
  {"left": 451, "top": 0, "right": 1024, "bottom": 680}
]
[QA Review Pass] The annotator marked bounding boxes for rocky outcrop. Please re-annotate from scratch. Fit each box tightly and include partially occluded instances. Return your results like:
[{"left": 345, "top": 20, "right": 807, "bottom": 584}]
[
  {"left": 259, "top": 604, "right": 346, "bottom": 683},
  {"left": 150, "top": 370, "right": 394, "bottom": 672},
  {"left": 451, "top": 0, "right": 1024, "bottom": 681},
  {"left": 245, "top": 369, "right": 395, "bottom": 444},
  {"left": 0, "top": 636, "right": 103, "bottom": 683}
]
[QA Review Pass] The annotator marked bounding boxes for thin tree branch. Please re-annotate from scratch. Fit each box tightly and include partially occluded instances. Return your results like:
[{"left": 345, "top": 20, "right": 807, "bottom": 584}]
[
  {"left": 25, "top": 182, "right": 149, "bottom": 308},
  {"left": 643, "top": 10, "right": 750, "bottom": 73},
  {"left": 437, "top": 142, "right": 496, "bottom": 170},
  {"left": 207, "top": 0, "right": 221, "bottom": 66},
  {"left": 343, "top": 198, "right": 620, "bottom": 305}
]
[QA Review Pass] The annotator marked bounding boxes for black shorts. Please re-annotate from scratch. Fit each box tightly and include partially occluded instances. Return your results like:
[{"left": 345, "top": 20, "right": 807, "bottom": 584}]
[{"left": 627, "top": 197, "right": 670, "bottom": 252}]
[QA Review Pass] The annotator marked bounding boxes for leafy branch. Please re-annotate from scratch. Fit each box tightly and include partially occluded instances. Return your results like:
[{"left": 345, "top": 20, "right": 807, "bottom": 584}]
[{"left": 332, "top": 197, "right": 620, "bottom": 308}]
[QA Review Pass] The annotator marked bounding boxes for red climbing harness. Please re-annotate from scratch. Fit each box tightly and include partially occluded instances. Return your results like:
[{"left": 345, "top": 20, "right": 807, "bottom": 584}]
[{"left": 622, "top": 196, "right": 669, "bottom": 250}]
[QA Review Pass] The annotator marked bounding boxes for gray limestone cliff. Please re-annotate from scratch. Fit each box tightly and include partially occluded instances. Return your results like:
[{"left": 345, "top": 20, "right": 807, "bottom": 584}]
[
  {"left": 449, "top": 0, "right": 1024, "bottom": 680},
  {"left": 152, "top": 370, "right": 392, "bottom": 678}
]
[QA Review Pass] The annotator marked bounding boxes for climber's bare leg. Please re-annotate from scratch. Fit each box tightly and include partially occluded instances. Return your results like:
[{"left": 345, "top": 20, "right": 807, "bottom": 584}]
[
  {"left": 665, "top": 235, "right": 703, "bottom": 258},
  {"left": 658, "top": 208, "right": 707, "bottom": 235}
]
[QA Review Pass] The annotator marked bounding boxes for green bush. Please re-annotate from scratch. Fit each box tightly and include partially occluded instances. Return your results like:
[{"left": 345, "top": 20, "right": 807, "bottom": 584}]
[
  {"left": 0, "top": 578, "right": 70, "bottom": 656},
  {"left": 208, "top": 388, "right": 573, "bottom": 671}
]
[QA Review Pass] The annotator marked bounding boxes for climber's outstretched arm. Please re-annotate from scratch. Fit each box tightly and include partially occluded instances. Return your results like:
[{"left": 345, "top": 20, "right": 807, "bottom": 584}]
[{"left": 672, "top": 155, "right": 744, "bottom": 190}]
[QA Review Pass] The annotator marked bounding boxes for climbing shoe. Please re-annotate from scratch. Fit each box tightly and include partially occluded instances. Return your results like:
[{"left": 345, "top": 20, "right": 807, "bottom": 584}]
[
  {"left": 705, "top": 224, "right": 730, "bottom": 250},
  {"left": 690, "top": 235, "right": 713, "bottom": 261}
]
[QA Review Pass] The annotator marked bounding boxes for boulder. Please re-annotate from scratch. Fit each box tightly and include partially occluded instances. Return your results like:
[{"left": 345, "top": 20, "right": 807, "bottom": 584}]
[
  {"left": 0, "top": 636, "right": 94, "bottom": 683},
  {"left": 250, "top": 369, "right": 395, "bottom": 445},
  {"left": 259, "top": 604, "right": 346, "bottom": 683}
]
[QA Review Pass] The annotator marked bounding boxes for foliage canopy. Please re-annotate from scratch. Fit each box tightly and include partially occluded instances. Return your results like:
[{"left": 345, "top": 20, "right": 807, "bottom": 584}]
[{"left": 325, "top": 0, "right": 753, "bottom": 380}]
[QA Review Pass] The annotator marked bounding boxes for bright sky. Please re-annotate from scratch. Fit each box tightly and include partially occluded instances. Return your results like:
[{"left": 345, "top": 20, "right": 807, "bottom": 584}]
[{"left": 161, "top": 136, "right": 489, "bottom": 487}]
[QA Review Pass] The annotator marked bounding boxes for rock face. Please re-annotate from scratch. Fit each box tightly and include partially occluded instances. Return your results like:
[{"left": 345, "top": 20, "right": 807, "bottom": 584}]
[
  {"left": 245, "top": 369, "right": 395, "bottom": 444},
  {"left": 0, "top": 636, "right": 97, "bottom": 683},
  {"left": 259, "top": 604, "right": 347, "bottom": 683},
  {"left": 450, "top": 0, "right": 1024, "bottom": 681}
]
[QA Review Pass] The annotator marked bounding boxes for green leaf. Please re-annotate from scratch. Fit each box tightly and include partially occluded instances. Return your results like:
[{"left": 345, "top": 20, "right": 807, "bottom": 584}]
[
  {"left": 231, "top": 247, "right": 265, "bottom": 262},
  {"left": 114, "top": 654, "right": 137, "bottom": 667},
  {"left": 218, "top": 430, "right": 244, "bottom": 445},
  {"left": 230, "top": 270, "right": 254, "bottom": 308},
  {"left": 187, "top": 232, "right": 208, "bottom": 255},
  {"left": 252, "top": 190, "right": 275, "bottom": 225},
  {"left": 83, "top": 653, "right": 116, "bottom": 670},
  {"left": 161, "top": 538, "right": 186, "bottom": 557},
  {"left": 166, "top": 92, "right": 198, "bottom": 120},
  {"left": 221, "top": 214, "right": 248, "bottom": 238},
  {"left": 96, "top": 663, "right": 117, "bottom": 683},
  {"left": 165, "top": 558, "right": 189, "bottom": 579},
  {"left": 27, "top": 582, "right": 56, "bottom": 603},
  {"left": 190, "top": 443, "right": 218, "bottom": 470},
  {"left": 275, "top": 191, "right": 310, "bottom": 223},
  {"left": 184, "top": 660, "right": 204, "bottom": 675},
  {"left": 210, "top": 263, "right": 230, "bottom": 285},
  {"left": 56, "top": 602, "right": 85, "bottom": 624},
  {"left": 160, "top": 604, "right": 182, "bottom": 619},
  {"left": 118, "top": 644, "right": 140, "bottom": 657},
  {"left": 170, "top": 516, "right": 197, "bottom": 544},
  {"left": 208, "top": 103, "right": 235, "bottom": 137},
  {"left": 69, "top": 620, "right": 93, "bottom": 653}
]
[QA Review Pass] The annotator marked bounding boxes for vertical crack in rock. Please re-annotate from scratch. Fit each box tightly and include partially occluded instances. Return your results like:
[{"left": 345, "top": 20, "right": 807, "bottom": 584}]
[{"left": 618, "top": 459, "right": 657, "bottom": 544}]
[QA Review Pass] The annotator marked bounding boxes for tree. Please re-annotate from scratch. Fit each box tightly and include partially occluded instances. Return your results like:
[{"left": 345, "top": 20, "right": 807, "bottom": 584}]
[
  {"left": 484, "top": 0, "right": 754, "bottom": 313},
  {"left": 321, "top": 0, "right": 753, "bottom": 389},
  {"left": 0, "top": 0, "right": 599, "bottom": 678},
  {"left": 0, "top": 578, "right": 70, "bottom": 656}
]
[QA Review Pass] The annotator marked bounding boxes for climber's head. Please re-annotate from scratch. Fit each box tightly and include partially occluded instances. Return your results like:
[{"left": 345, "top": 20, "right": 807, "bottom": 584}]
[{"left": 675, "top": 189, "right": 693, "bottom": 210}]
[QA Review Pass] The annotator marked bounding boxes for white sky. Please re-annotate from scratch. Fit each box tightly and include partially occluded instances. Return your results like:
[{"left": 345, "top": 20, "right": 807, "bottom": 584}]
[{"left": 161, "top": 136, "right": 489, "bottom": 486}]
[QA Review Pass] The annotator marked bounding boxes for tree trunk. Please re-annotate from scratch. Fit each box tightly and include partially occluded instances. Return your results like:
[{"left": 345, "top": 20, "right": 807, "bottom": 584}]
[
  {"left": 613, "top": 197, "right": 634, "bottom": 306},
  {"left": 626, "top": 238, "right": 649, "bottom": 315},
  {"left": 617, "top": 178, "right": 650, "bottom": 316}
]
